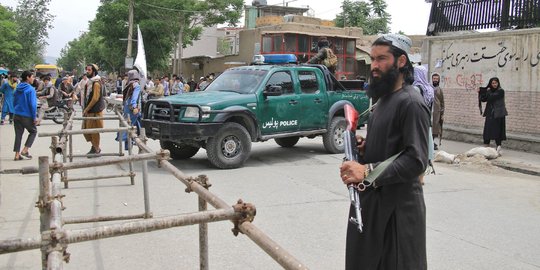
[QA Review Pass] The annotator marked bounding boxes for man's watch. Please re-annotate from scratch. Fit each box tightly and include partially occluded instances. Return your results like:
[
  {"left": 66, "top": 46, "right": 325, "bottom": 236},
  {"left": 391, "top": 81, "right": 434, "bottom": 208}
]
[{"left": 364, "top": 163, "right": 372, "bottom": 179}]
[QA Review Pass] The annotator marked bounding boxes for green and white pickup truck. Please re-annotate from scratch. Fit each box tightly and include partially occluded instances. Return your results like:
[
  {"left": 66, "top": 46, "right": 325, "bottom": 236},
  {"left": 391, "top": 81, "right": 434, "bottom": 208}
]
[{"left": 141, "top": 62, "right": 369, "bottom": 169}]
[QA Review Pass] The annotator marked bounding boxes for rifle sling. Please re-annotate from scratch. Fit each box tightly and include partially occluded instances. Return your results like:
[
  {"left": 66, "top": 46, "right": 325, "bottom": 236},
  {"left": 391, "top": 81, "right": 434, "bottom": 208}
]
[{"left": 364, "top": 151, "right": 403, "bottom": 186}]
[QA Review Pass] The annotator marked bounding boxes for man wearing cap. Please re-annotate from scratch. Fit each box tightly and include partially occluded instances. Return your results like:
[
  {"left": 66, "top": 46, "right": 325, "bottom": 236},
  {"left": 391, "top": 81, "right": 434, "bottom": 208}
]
[
  {"left": 339, "top": 34, "right": 430, "bottom": 269},
  {"left": 123, "top": 69, "right": 142, "bottom": 136},
  {"left": 82, "top": 64, "right": 105, "bottom": 156},
  {"left": 59, "top": 76, "right": 75, "bottom": 110}
]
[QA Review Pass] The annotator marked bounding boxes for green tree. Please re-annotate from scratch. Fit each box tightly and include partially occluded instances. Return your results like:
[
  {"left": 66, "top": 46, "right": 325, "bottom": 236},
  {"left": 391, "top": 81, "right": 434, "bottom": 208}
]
[
  {"left": 57, "top": 30, "right": 106, "bottom": 74},
  {"left": 335, "top": 0, "right": 391, "bottom": 35},
  {"left": 13, "top": 0, "right": 54, "bottom": 68},
  {"left": 0, "top": 5, "right": 22, "bottom": 69},
  {"left": 80, "top": 0, "right": 243, "bottom": 73}
]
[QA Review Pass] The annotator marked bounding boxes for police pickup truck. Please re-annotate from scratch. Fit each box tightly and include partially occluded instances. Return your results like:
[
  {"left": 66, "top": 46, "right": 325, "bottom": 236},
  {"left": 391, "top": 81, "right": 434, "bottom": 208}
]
[{"left": 141, "top": 54, "right": 369, "bottom": 169}]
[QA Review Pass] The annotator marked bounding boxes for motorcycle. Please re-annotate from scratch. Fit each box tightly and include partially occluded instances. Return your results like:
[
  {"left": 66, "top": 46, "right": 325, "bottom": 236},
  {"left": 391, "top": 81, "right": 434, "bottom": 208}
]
[{"left": 37, "top": 98, "right": 73, "bottom": 124}]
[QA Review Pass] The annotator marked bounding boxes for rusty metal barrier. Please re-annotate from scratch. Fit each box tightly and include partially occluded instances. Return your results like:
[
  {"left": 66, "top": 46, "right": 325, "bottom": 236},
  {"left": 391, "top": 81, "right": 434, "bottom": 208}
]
[{"left": 0, "top": 104, "right": 309, "bottom": 270}]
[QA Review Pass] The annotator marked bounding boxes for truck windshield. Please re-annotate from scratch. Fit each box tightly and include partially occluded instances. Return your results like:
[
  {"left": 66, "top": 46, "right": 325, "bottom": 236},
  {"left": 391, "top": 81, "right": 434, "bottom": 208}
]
[{"left": 205, "top": 69, "right": 267, "bottom": 94}]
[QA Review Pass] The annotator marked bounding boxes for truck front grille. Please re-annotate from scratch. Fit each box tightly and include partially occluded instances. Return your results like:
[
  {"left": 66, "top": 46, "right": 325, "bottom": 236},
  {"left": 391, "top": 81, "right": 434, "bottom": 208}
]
[{"left": 145, "top": 101, "right": 182, "bottom": 122}]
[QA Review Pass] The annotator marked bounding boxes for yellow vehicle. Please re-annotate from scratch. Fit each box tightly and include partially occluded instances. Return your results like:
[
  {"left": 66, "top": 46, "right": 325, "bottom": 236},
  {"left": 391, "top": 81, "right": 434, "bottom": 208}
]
[{"left": 34, "top": 64, "right": 61, "bottom": 84}]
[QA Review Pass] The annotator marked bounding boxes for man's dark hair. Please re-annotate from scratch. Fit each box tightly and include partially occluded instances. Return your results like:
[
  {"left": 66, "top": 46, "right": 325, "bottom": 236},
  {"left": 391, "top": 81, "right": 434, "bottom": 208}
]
[
  {"left": 317, "top": 38, "right": 329, "bottom": 48},
  {"left": 86, "top": 64, "right": 98, "bottom": 77},
  {"left": 43, "top": 75, "right": 51, "bottom": 82},
  {"left": 20, "top": 70, "right": 33, "bottom": 82},
  {"left": 372, "top": 37, "right": 414, "bottom": 84}
]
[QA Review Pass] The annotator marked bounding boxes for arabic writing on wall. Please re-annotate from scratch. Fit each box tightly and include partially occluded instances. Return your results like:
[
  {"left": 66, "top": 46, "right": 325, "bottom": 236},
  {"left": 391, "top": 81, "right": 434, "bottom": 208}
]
[{"left": 442, "top": 41, "right": 540, "bottom": 69}]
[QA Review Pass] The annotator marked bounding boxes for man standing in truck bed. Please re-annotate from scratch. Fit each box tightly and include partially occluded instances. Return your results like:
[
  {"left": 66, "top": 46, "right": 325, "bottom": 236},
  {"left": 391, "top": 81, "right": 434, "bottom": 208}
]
[
  {"left": 339, "top": 34, "right": 430, "bottom": 269},
  {"left": 307, "top": 37, "right": 337, "bottom": 75}
]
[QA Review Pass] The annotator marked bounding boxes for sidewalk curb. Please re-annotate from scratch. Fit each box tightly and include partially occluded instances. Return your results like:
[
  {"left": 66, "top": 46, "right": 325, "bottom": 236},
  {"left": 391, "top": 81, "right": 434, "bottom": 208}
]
[
  {"left": 443, "top": 124, "right": 540, "bottom": 154},
  {"left": 491, "top": 160, "right": 540, "bottom": 177}
]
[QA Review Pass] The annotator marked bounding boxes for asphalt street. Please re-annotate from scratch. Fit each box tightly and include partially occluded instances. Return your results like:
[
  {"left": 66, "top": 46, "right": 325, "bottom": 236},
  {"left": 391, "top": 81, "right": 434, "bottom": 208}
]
[{"left": 1, "top": 109, "right": 539, "bottom": 270}]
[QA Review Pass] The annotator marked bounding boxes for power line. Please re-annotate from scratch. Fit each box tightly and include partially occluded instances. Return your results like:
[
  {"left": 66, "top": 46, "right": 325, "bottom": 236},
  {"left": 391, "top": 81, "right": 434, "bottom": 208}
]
[{"left": 138, "top": 2, "right": 206, "bottom": 13}]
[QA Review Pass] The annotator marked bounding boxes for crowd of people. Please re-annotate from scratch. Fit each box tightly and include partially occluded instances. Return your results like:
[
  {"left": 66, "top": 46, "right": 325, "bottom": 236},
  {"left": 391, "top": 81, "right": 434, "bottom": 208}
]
[{"left": 113, "top": 72, "right": 215, "bottom": 101}]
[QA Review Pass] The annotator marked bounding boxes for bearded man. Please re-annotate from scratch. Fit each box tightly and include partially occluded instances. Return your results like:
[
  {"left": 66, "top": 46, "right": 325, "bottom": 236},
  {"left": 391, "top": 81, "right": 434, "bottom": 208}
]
[
  {"left": 82, "top": 64, "right": 105, "bottom": 156},
  {"left": 432, "top": 73, "right": 445, "bottom": 149},
  {"left": 339, "top": 34, "right": 430, "bottom": 270}
]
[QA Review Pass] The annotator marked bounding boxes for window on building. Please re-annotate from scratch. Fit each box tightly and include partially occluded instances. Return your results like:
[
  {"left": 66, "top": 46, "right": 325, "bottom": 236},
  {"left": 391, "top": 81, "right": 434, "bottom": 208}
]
[
  {"left": 333, "top": 38, "right": 343, "bottom": 54},
  {"left": 285, "top": 34, "right": 296, "bottom": 52},
  {"left": 346, "top": 40, "right": 355, "bottom": 55},
  {"left": 273, "top": 35, "right": 283, "bottom": 52},
  {"left": 262, "top": 36, "right": 272, "bottom": 53},
  {"left": 266, "top": 71, "right": 294, "bottom": 94},
  {"left": 298, "top": 36, "right": 308, "bottom": 53},
  {"left": 298, "top": 70, "right": 319, "bottom": 94},
  {"left": 346, "top": 57, "right": 355, "bottom": 73}
]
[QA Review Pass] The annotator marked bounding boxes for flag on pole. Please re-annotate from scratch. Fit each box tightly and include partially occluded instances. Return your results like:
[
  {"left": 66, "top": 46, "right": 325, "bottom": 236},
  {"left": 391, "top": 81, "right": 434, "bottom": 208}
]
[{"left": 133, "top": 25, "right": 147, "bottom": 86}]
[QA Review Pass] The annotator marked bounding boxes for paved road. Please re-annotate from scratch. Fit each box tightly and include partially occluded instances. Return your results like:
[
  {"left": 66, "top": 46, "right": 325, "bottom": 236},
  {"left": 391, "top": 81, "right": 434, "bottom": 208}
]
[{"left": 1, "top": 110, "right": 539, "bottom": 270}]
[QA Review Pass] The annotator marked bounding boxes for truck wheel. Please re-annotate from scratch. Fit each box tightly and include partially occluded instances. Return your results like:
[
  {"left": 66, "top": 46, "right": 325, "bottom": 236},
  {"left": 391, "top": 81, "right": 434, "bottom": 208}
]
[
  {"left": 206, "top": 123, "right": 252, "bottom": 169},
  {"left": 275, "top": 136, "right": 300, "bottom": 148},
  {"left": 323, "top": 116, "right": 346, "bottom": 154},
  {"left": 160, "top": 141, "right": 200, "bottom": 159}
]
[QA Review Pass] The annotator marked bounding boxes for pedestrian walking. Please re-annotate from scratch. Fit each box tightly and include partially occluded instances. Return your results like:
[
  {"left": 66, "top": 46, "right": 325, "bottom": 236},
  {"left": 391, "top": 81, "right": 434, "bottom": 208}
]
[
  {"left": 82, "top": 64, "right": 105, "bottom": 156},
  {"left": 0, "top": 72, "right": 18, "bottom": 125},
  {"left": 339, "top": 34, "right": 429, "bottom": 270},
  {"left": 478, "top": 77, "right": 507, "bottom": 154},
  {"left": 12, "top": 70, "right": 38, "bottom": 161}
]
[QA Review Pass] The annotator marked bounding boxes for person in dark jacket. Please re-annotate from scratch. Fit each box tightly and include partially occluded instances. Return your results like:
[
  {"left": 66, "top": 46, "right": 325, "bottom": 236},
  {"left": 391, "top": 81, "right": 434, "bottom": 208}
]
[
  {"left": 12, "top": 70, "right": 38, "bottom": 161},
  {"left": 478, "top": 77, "right": 508, "bottom": 153},
  {"left": 307, "top": 37, "right": 337, "bottom": 74}
]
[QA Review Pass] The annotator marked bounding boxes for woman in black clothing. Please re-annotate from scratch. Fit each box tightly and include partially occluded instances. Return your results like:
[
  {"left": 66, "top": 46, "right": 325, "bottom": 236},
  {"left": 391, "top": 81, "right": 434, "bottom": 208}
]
[{"left": 478, "top": 77, "right": 508, "bottom": 153}]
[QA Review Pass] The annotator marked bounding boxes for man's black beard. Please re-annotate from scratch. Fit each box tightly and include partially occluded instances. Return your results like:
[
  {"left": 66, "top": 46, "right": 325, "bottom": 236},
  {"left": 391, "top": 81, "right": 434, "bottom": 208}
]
[
  {"left": 367, "top": 65, "right": 400, "bottom": 100},
  {"left": 433, "top": 82, "right": 439, "bottom": 87}
]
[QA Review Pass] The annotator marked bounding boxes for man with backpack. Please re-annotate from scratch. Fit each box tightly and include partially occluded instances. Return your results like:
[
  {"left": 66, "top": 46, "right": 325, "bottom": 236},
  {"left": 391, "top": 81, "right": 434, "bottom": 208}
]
[{"left": 307, "top": 37, "right": 338, "bottom": 75}]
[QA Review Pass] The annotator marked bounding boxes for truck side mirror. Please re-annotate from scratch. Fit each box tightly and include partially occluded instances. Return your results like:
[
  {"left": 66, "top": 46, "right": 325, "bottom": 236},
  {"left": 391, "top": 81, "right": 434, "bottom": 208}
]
[{"left": 263, "top": 85, "right": 282, "bottom": 98}]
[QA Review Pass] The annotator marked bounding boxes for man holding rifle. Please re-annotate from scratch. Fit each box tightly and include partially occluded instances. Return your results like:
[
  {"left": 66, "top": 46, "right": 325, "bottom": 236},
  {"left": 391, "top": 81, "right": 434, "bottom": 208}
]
[{"left": 339, "top": 34, "right": 430, "bottom": 269}]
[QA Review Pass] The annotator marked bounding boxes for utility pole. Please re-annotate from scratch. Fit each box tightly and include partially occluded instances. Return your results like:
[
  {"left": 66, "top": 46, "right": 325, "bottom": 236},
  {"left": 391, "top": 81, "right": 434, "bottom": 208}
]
[
  {"left": 173, "top": 15, "right": 184, "bottom": 75},
  {"left": 126, "top": 0, "right": 134, "bottom": 69}
]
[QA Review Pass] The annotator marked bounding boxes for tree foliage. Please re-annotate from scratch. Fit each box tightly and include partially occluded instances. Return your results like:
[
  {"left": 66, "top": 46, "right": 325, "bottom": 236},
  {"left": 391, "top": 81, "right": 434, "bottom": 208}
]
[
  {"left": 334, "top": 0, "right": 391, "bottom": 35},
  {"left": 0, "top": 5, "right": 22, "bottom": 69},
  {"left": 57, "top": 0, "right": 244, "bottom": 74},
  {"left": 13, "top": 0, "right": 55, "bottom": 68}
]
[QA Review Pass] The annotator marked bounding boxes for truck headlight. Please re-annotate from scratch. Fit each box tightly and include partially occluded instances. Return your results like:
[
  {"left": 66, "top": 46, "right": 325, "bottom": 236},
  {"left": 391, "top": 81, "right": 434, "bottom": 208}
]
[{"left": 184, "top": 106, "right": 211, "bottom": 119}]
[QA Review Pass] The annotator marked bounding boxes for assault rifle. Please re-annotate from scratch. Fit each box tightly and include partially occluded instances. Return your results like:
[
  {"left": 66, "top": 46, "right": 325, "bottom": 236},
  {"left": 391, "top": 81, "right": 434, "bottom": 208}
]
[{"left": 343, "top": 104, "right": 363, "bottom": 232}]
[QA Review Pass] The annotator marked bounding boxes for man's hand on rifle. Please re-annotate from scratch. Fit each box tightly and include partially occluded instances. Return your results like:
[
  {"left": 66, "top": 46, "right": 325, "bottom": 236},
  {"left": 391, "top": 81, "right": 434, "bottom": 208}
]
[
  {"left": 340, "top": 162, "right": 366, "bottom": 185},
  {"left": 356, "top": 135, "right": 366, "bottom": 155}
]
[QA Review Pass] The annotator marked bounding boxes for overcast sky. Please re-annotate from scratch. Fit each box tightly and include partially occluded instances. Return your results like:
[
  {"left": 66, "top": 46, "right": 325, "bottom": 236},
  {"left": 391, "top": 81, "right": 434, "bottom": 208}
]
[{"left": 1, "top": 0, "right": 431, "bottom": 58}]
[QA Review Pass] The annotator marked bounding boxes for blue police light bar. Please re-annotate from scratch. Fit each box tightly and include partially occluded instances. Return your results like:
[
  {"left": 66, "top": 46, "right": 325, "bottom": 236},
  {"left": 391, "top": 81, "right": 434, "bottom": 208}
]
[{"left": 252, "top": 54, "right": 298, "bottom": 65}]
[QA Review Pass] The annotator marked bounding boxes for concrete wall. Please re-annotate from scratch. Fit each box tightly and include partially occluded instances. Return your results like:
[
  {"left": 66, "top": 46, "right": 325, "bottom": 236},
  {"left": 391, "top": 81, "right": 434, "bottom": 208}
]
[
  {"left": 183, "top": 27, "right": 219, "bottom": 58},
  {"left": 423, "top": 29, "right": 540, "bottom": 138}
]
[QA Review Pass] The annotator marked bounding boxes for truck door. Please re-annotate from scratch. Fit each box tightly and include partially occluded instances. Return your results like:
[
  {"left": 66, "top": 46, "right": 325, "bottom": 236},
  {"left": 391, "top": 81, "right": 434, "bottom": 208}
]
[
  {"left": 259, "top": 71, "right": 300, "bottom": 135},
  {"left": 297, "top": 70, "right": 328, "bottom": 130}
]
